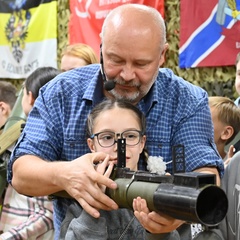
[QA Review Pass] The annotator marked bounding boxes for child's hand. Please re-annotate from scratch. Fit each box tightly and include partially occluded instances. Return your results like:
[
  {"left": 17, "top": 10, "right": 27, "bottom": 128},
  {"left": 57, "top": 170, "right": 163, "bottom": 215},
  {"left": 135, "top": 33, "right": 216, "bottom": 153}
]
[
  {"left": 133, "top": 197, "right": 184, "bottom": 234},
  {"left": 224, "top": 145, "right": 235, "bottom": 167}
]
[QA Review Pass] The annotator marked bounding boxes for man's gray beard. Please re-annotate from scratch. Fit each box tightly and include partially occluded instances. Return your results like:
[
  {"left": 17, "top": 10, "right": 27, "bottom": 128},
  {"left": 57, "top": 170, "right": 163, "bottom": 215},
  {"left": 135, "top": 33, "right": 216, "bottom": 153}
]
[
  {"left": 110, "top": 88, "right": 140, "bottom": 103},
  {"left": 108, "top": 69, "right": 158, "bottom": 103}
]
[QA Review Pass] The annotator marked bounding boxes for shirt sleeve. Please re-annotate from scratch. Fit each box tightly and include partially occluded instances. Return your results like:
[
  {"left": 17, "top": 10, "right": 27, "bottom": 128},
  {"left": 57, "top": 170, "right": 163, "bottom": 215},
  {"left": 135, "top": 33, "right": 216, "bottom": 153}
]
[{"left": 171, "top": 92, "right": 224, "bottom": 177}]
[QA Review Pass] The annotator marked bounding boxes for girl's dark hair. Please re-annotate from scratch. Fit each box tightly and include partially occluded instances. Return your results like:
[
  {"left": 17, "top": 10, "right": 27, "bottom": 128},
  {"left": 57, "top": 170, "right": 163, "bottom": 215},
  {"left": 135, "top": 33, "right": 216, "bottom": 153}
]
[
  {"left": 87, "top": 99, "right": 148, "bottom": 162},
  {"left": 87, "top": 99, "right": 146, "bottom": 136},
  {"left": 24, "top": 67, "right": 61, "bottom": 99}
]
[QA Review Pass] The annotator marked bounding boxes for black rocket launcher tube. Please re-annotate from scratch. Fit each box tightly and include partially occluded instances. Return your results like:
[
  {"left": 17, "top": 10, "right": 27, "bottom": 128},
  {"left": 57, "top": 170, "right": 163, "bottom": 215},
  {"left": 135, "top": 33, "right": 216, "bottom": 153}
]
[{"left": 107, "top": 139, "right": 228, "bottom": 227}]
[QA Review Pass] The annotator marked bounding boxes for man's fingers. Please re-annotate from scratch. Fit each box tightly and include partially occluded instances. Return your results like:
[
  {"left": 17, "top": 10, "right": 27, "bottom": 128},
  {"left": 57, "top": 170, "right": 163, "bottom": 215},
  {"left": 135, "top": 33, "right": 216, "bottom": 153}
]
[
  {"left": 70, "top": 174, "right": 118, "bottom": 215},
  {"left": 90, "top": 170, "right": 117, "bottom": 190},
  {"left": 92, "top": 152, "right": 113, "bottom": 165},
  {"left": 95, "top": 155, "right": 114, "bottom": 176},
  {"left": 61, "top": 152, "right": 119, "bottom": 218},
  {"left": 104, "top": 162, "right": 114, "bottom": 178},
  {"left": 79, "top": 197, "right": 101, "bottom": 218},
  {"left": 76, "top": 189, "right": 118, "bottom": 218}
]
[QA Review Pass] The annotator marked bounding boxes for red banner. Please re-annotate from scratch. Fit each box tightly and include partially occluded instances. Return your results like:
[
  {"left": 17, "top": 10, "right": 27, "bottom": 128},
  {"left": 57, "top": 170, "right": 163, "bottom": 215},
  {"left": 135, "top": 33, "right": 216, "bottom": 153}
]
[{"left": 69, "top": 0, "right": 164, "bottom": 59}]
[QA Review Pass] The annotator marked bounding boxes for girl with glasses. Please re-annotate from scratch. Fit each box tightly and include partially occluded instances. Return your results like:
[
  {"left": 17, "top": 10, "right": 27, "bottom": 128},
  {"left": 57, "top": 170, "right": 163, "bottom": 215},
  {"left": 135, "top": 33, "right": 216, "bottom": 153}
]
[
  {"left": 86, "top": 99, "right": 147, "bottom": 171},
  {"left": 59, "top": 99, "right": 180, "bottom": 240}
]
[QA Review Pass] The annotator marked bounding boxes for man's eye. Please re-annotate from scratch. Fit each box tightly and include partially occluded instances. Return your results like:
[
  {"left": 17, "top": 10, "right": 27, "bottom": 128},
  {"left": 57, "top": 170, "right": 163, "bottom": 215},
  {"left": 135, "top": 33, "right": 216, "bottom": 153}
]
[
  {"left": 135, "top": 62, "right": 148, "bottom": 67},
  {"left": 112, "top": 60, "right": 124, "bottom": 64}
]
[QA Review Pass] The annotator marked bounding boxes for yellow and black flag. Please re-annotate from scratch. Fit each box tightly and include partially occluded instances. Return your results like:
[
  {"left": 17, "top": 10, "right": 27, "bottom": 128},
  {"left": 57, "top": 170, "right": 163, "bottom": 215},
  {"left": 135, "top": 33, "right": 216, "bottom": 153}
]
[{"left": 0, "top": 0, "right": 57, "bottom": 78}]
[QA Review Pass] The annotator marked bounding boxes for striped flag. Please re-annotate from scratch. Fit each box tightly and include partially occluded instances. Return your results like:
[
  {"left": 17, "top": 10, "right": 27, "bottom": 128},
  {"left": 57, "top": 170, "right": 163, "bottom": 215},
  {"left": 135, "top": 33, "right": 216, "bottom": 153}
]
[
  {"left": 179, "top": 0, "right": 240, "bottom": 68},
  {"left": 69, "top": 0, "right": 164, "bottom": 58},
  {"left": 0, "top": 0, "right": 57, "bottom": 78}
]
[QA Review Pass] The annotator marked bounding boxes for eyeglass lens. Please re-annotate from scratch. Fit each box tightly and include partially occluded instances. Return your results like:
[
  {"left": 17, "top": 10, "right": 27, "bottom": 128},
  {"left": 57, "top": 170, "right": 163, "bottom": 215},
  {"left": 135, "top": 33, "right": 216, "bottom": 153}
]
[{"left": 97, "top": 130, "right": 141, "bottom": 147}]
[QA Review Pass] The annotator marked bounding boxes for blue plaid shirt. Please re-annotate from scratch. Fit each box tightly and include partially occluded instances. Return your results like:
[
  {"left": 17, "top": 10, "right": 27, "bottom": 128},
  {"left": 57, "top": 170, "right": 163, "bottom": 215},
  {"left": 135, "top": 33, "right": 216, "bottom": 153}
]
[{"left": 8, "top": 64, "right": 224, "bottom": 239}]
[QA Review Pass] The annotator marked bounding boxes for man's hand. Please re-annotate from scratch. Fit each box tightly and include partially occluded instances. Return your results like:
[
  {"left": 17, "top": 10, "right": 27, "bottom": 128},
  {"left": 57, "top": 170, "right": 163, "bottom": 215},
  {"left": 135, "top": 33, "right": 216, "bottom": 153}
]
[
  {"left": 95, "top": 156, "right": 115, "bottom": 193},
  {"left": 55, "top": 152, "right": 118, "bottom": 218},
  {"left": 12, "top": 152, "right": 118, "bottom": 219},
  {"left": 133, "top": 197, "right": 184, "bottom": 233}
]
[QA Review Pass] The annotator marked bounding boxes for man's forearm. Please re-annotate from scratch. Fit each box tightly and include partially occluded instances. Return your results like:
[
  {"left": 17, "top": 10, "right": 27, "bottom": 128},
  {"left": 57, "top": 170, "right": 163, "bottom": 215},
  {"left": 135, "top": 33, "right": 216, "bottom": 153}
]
[{"left": 12, "top": 155, "right": 63, "bottom": 196}]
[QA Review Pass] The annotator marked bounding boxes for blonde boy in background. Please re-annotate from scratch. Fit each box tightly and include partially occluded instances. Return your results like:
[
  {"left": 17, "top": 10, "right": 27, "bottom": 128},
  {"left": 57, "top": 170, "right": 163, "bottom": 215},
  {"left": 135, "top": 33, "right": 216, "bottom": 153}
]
[{"left": 209, "top": 96, "right": 240, "bottom": 166}]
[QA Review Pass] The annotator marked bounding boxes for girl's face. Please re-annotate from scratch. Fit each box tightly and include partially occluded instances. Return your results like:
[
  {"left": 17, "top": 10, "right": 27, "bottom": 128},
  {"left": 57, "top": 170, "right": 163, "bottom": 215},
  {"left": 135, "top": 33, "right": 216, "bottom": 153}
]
[{"left": 87, "top": 107, "right": 146, "bottom": 171}]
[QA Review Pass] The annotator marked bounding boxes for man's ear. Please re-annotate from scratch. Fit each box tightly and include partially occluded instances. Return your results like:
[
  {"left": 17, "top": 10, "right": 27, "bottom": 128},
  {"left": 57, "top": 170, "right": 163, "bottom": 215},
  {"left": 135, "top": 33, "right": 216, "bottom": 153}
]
[
  {"left": 87, "top": 138, "right": 96, "bottom": 152},
  {"left": 159, "top": 43, "right": 169, "bottom": 67},
  {"left": 221, "top": 126, "right": 234, "bottom": 141}
]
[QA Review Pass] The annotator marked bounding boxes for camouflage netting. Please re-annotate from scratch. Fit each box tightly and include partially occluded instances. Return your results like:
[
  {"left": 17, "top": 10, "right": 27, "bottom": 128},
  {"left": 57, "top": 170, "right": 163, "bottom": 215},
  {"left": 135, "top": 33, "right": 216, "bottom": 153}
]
[{"left": 3, "top": 0, "right": 238, "bottom": 99}]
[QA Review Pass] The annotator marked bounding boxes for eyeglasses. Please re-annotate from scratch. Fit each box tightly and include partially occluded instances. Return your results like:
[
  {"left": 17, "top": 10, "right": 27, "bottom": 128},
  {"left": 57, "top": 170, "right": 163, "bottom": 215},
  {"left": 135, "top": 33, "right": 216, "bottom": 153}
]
[{"left": 90, "top": 130, "right": 144, "bottom": 148}]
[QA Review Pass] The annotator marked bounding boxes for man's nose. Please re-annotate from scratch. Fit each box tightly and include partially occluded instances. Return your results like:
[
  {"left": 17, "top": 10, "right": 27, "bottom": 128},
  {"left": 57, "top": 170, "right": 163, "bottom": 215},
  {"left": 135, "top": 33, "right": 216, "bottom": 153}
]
[{"left": 120, "top": 64, "right": 136, "bottom": 81}]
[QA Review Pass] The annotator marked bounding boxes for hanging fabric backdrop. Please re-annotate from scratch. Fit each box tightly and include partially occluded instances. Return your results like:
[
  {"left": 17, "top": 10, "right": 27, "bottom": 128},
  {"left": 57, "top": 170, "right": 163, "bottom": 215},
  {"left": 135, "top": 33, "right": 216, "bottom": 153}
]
[
  {"left": 0, "top": 0, "right": 57, "bottom": 79},
  {"left": 69, "top": 0, "right": 164, "bottom": 58},
  {"left": 179, "top": 0, "right": 240, "bottom": 68}
]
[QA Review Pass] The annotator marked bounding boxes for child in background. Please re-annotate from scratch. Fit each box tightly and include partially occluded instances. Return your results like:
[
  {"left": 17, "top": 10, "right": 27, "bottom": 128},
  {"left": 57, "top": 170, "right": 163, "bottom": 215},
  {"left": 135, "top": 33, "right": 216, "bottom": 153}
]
[
  {"left": 0, "top": 67, "right": 60, "bottom": 240},
  {"left": 0, "top": 81, "right": 17, "bottom": 133},
  {"left": 234, "top": 52, "right": 240, "bottom": 107},
  {"left": 60, "top": 43, "right": 99, "bottom": 71},
  {"left": 209, "top": 96, "right": 240, "bottom": 166}
]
